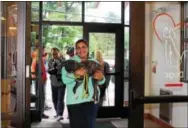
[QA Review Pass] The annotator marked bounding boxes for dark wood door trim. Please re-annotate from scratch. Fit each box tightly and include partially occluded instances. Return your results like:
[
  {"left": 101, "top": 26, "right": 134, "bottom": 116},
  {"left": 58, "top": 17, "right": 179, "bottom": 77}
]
[
  {"left": 25, "top": 2, "right": 31, "bottom": 128},
  {"left": 128, "top": 2, "right": 145, "bottom": 128}
]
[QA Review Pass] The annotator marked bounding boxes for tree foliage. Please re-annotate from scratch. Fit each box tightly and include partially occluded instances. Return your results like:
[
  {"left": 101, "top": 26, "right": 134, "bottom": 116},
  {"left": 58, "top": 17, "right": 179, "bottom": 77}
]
[{"left": 42, "top": 25, "right": 82, "bottom": 53}]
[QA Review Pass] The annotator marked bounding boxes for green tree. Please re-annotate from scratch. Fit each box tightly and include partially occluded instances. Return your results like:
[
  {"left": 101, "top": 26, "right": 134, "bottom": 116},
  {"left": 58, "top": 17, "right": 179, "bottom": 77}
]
[
  {"left": 31, "top": 2, "right": 83, "bottom": 54},
  {"left": 42, "top": 1, "right": 81, "bottom": 21},
  {"left": 42, "top": 25, "right": 82, "bottom": 53},
  {"left": 89, "top": 33, "right": 115, "bottom": 58}
]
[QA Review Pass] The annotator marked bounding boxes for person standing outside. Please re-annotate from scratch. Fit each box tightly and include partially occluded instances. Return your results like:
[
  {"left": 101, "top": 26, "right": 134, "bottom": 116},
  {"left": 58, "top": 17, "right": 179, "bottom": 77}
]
[
  {"left": 48, "top": 48, "right": 66, "bottom": 121},
  {"left": 31, "top": 39, "right": 49, "bottom": 119}
]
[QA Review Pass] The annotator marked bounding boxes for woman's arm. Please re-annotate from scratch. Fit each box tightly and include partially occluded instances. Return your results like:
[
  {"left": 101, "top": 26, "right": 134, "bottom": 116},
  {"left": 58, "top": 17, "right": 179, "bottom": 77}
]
[
  {"left": 93, "top": 70, "right": 106, "bottom": 85},
  {"left": 97, "top": 76, "right": 105, "bottom": 85}
]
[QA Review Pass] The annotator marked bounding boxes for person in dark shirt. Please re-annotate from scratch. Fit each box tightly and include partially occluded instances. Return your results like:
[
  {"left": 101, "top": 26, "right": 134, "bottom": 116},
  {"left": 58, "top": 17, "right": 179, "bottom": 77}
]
[
  {"left": 48, "top": 48, "right": 66, "bottom": 121},
  {"left": 66, "top": 47, "right": 75, "bottom": 57}
]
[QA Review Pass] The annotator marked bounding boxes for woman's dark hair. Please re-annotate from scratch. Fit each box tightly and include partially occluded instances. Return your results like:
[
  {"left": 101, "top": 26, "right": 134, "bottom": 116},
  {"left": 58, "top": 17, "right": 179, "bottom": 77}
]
[
  {"left": 51, "top": 47, "right": 59, "bottom": 52},
  {"left": 75, "top": 39, "right": 88, "bottom": 48}
]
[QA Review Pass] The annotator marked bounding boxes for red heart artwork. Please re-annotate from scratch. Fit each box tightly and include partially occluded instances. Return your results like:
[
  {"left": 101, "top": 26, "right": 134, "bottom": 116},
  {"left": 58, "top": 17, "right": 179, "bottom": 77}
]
[{"left": 152, "top": 13, "right": 185, "bottom": 43}]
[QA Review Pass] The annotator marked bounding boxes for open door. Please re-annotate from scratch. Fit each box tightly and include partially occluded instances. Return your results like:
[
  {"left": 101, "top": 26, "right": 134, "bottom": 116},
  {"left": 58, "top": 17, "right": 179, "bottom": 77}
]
[
  {"left": 1, "top": 2, "right": 31, "bottom": 128},
  {"left": 84, "top": 23, "right": 128, "bottom": 118}
]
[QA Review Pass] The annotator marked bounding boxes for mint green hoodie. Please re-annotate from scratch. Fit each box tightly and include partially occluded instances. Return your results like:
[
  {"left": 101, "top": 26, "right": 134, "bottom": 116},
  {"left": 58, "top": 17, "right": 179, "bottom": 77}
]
[{"left": 61, "top": 55, "right": 105, "bottom": 105}]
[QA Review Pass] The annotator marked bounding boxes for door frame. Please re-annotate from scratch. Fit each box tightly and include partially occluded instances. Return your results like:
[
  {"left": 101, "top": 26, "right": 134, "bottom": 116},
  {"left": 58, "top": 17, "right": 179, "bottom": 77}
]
[
  {"left": 83, "top": 23, "right": 128, "bottom": 118},
  {"left": 30, "top": 1, "right": 44, "bottom": 122},
  {"left": 128, "top": 2, "right": 145, "bottom": 128},
  {"left": 1, "top": 2, "right": 31, "bottom": 128},
  {"left": 15, "top": 2, "right": 31, "bottom": 128}
]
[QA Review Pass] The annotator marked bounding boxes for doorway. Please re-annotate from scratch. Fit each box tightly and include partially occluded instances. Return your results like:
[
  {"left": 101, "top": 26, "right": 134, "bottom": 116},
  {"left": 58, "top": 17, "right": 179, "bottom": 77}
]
[
  {"left": 1, "top": 2, "right": 31, "bottom": 128},
  {"left": 84, "top": 23, "right": 127, "bottom": 118}
]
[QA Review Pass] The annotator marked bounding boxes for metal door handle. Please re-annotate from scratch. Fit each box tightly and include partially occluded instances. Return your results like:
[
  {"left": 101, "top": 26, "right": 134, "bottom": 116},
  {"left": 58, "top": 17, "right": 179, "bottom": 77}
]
[
  {"left": 130, "top": 89, "right": 188, "bottom": 109},
  {"left": 106, "top": 72, "right": 120, "bottom": 75}
]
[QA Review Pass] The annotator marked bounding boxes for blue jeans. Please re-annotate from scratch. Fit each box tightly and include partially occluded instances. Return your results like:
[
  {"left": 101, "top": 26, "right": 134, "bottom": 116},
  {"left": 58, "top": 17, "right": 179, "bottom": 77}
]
[
  {"left": 51, "top": 85, "right": 66, "bottom": 116},
  {"left": 67, "top": 102, "right": 99, "bottom": 128}
]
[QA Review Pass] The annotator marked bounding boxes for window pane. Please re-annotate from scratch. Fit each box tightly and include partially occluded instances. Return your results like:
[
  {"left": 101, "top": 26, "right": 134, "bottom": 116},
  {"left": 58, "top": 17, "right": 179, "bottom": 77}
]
[
  {"left": 124, "top": 27, "right": 129, "bottom": 78},
  {"left": 42, "top": 25, "right": 83, "bottom": 59},
  {"left": 184, "top": 3, "right": 188, "bottom": 38},
  {"left": 184, "top": 3, "right": 188, "bottom": 18},
  {"left": 184, "top": 3, "right": 188, "bottom": 82},
  {"left": 31, "top": 2, "right": 39, "bottom": 21},
  {"left": 89, "top": 33, "right": 115, "bottom": 106},
  {"left": 124, "top": 2, "right": 130, "bottom": 25},
  {"left": 1, "top": 2, "right": 18, "bottom": 113},
  {"left": 145, "top": 2, "right": 182, "bottom": 96},
  {"left": 30, "top": 24, "right": 39, "bottom": 109},
  {"left": 41, "top": 25, "right": 82, "bottom": 119},
  {"left": 42, "top": 2, "right": 82, "bottom": 22},
  {"left": 1, "top": 2, "right": 19, "bottom": 127},
  {"left": 124, "top": 27, "right": 129, "bottom": 107},
  {"left": 144, "top": 2, "right": 186, "bottom": 127},
  {"left": 85, "top": 2, "right": 121, "bottom": 23}
]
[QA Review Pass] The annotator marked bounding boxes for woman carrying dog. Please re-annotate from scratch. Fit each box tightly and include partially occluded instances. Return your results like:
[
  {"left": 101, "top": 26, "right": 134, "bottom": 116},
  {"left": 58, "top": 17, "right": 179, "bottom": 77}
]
[{"left": 61, "top": 39, "right": 105, "bottom": 128}]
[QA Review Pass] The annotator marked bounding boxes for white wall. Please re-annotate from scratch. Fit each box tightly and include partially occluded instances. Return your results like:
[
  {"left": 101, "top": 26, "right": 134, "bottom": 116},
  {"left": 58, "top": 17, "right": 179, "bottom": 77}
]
[{"left": 146, "top": 2, "right": 188, "bottom": 127}]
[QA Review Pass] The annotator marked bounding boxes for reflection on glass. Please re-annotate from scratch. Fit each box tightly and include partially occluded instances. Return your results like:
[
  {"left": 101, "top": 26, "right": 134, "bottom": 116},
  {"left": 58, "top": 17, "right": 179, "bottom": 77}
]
[
  {"left": 85, "top": 2, "right": 121, "bottom": 23},
  {"left": 145, "top": 2, "right": 182, "bottom": 95},
  {"left": 185, "top": 3, "right": 188, "bottom": 18},
  {"left": 124, "top": 2, "right": 130, "bottom": 25},
  {"left": 123, "top": 27, "right": 129, "bottom": 107},
  {"left": 144, "top": 2, "right": 186, "bottom": 128},
  {"left": 124, "top": 27, "right": 129, "bottom": 78},
  {"left": 31, "top": 2, "right": 39, "bottom": 21},
  {"left": 43, "top": 1, "right": 82, "bottom": 22},
  {"left": 1, "top": 2, "right": 17, "bottom": 113},
  {"left": 30, "top": 24, "right": 39, "bottom": 109},
  {"left": 1, "top": 2, "right": 18, "bottom": 127},
  {"left": 89, "top": 33, "right": 115, "bottom": 106}
]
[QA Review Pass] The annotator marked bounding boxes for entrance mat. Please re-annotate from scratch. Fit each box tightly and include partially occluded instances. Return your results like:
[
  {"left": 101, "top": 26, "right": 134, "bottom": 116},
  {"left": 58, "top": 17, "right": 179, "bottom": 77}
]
[{"left": 62, "top": 121, "right": 116, "bottom": 128}]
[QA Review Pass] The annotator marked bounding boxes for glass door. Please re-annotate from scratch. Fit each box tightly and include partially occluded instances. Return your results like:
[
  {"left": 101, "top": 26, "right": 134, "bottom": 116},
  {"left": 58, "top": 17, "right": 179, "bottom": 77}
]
[
  {"left": 30, "top": 2, "right": 45, "bottom": 122},
  {"left": 128, "top": 2, "right": 188, "bottom": 128},
  {"left": 84, "top": 23, "right": 127, "bottom": 118},
  {"left": 1, "top": 2, "right": 31, "bottom": 128}
]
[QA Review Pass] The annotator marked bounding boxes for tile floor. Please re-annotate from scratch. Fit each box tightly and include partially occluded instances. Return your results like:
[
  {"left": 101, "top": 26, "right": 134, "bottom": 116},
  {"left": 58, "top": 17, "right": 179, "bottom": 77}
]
[{"left": 31, "top": 74, "right": 162, "bottom": 128}]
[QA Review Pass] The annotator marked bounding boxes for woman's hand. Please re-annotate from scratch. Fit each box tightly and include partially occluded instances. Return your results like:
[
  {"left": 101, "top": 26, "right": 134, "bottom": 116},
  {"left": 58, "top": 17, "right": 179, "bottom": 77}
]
[
  {"left": 93, "top": 70, "right": 104, "bottom": 80},
  {"left": 74, "top": 68, "right": 87, "bottom": 77}
]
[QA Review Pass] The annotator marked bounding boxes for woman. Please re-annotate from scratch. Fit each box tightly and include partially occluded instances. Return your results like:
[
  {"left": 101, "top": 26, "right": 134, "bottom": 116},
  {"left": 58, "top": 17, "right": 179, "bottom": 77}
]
[
  {"left": 61, "top": 39, "right": 105, "bottom": 128},
  {"left": 95, "top": 50, "right": 111, "bottom": 106}
]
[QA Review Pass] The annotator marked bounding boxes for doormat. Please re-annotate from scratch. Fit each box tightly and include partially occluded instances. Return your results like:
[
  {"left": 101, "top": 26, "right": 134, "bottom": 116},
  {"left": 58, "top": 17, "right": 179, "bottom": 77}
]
[{"left": 62, "top": 121, "right": 116, "bottom": 128}]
